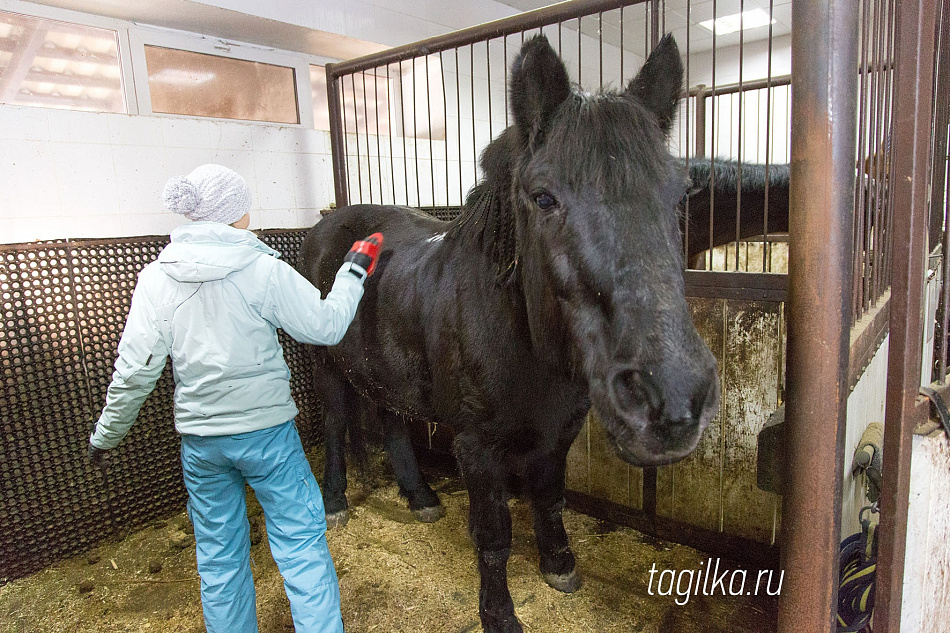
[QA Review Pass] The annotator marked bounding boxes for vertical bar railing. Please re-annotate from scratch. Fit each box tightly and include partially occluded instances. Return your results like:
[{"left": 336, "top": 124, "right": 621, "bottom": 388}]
[
  {"left": 936, "top": 0, "right": 950, "bottom": 383},
  {"left": 779, "top": 0, "right": 859, "bottom": 631},
  {"left": 324, "top": 0, "right": 651, "bottom": 213},
  {"left": 875, "top": 0, "right": 940, "bottom": 629}
]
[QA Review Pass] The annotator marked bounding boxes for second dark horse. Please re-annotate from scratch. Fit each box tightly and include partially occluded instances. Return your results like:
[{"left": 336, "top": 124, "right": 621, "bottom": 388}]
[{"left": 300, "top": 34, "right": 720, "bottom": 633}]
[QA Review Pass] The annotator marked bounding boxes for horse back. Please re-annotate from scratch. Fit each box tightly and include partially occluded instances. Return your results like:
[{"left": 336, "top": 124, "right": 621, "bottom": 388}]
[{"left": 299, "top": 204, "right": 447, "bottom": 294}]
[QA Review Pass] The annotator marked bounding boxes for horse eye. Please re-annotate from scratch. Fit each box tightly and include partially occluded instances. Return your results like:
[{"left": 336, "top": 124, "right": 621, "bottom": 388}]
[{"left": 534, "top": 193, "right": 558, "bottom": 211}]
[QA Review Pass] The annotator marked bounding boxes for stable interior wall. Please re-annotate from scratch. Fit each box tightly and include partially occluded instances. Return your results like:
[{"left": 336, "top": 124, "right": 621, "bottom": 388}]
[
  {"left": 1, "top": 0, "right": 785, "bottom": 243},
  {"left": 0, "top": 106, "right": 334, "bottom": 242},
  {"left": 0, "top": 0, "right": 526, "bottom": 243},
  {"left": 566, "top": 296, "right": 786, "bottom": 549}
]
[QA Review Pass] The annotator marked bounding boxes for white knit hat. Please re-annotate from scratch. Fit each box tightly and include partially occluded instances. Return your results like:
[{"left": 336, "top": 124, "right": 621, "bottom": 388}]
[{"left": 162, "top": 164, "right": 251, "bottom": 224}]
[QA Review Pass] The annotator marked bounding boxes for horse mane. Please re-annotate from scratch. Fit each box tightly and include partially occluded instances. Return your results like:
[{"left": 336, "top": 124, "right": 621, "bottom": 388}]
[{"left": 447, "top": 129, "right": 519, "bottom": 285}]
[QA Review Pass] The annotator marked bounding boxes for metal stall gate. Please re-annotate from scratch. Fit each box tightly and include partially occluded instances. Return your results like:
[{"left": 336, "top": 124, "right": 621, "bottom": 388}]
[
  {"left": 323, "top": 0, "right": 794, "bottom": 609},
  {"left": 0, "top": 230, "right": 319, "bottom": 583},
  {"left": 321, "top": 0, "right": 943, "bottom": 630}
]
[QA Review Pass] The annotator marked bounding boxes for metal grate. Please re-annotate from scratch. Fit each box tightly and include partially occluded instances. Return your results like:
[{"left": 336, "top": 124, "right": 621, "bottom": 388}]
[{"left": 0, "top": 229, "right": 317, "bottom": 583}]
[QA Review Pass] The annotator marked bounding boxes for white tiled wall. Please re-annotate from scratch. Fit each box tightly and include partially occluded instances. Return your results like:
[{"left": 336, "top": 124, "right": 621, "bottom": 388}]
[{"left": 0, "top": 106, "right": 333, "bottom": 243}]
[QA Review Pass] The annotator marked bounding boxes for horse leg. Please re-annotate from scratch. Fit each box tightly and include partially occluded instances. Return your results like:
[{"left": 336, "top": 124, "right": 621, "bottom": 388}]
[
  {"left": 455, "top": 433, "right": 522, "bottom": 633},
  {"left": 380, "top": 409, "right": 445, "bottom": 522},
  {"left": 312, "top": 350, "right": 358, "bottom": 528},
  {"left": 526, "top": 455, "right": 582, "bottom": 593},
  {"left": 527, "top": 417, "right": 586, "bottom": 594}
]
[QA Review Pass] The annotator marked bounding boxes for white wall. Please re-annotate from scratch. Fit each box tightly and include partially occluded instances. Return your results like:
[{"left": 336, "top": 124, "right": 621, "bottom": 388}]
[
  {"left": 1, "top": 0, "right": 791, "bottom": 242},
  {"left": 0, "top": 105, "right": 333, "bottom": 241},
  {"left": 674, "top": 34, "right": 793, "bottom": 162},
  {"left": 0, "top": 0, "right": 528, "bottom": 243},
  {"left": 902, "top": 431, "right": 950, "bottom": 633}
]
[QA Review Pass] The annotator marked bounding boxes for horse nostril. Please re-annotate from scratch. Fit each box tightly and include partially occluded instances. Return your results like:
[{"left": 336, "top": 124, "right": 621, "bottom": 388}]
[
  {"left": 692, "top": 375, "right": 720, "bottom": 422},
  {"left": 609, "top": 367, "right": 663, "bottom": 422}
]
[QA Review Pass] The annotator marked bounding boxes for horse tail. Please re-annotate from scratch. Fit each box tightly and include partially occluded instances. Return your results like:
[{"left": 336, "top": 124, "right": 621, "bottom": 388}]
[{"left": 346, "top": 396, "right": 373, "bottom": 469}]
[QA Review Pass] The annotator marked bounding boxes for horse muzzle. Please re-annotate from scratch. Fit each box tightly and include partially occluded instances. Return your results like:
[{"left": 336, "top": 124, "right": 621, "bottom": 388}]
[{"left": 599, "top": 362, "right": 720, "bottom": 467}]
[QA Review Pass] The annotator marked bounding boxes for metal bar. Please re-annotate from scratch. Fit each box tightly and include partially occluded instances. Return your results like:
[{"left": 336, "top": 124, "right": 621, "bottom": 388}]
[
  {"left": 687, "top": 75, "right": 792, "bottom": 99},
  {"left": 373, "top": 70, "right": 383, "bottom": 203},
  {"left": 929, "top": 0, "right": 950, "bottom": 259},
  {"left": 504, "top": 37, "right": 509, "bottom": 128},
  {"left": 868, "top": 0, "right": 887, "bottom": 307},
  {"left": 350, "top": 74, "right": 364, "bottom": 204},
  {"left": 578, "top": 15, "right": 583, "bottom": 86},
  {"left": 325, "top": 67, "right": 349, "bottom": 209},
  {"left": 736, "top": 1, "right": 745, "bottom": 271},
  {"left": 328, "top": 0, "right": 650, "bottom": 78},
  {"left": 412, "top": 57, "right": 421, "bottom": 207},
  {"left": 386, "top": 64, "right": 397, "bottom": 205},
  {"left": 619, "top": 6, "right": 624, "bottom": 80},
  {"left": 470, "top": 45, "right": 477, "bottom": 192},
  {"left": 778, "top": 0, "right": 859, "bottom": 629},
  {"left": 940, "top": 6, "right": 950, "bottom": 381},
  {"left": 426, "top": 54, "right": 436, "bottom": 207},
  {"left": 487, "top": 41, "right": 493, "bottom": 141},
  {"left": 854, "top": 0, "right": 872, "bottom": 322},
  {"left": 682, "top": 1, "right": 690, "bottom": 262},
  {"left": 875, "top": 0, "right": 940, "bottom": 629},
  {"left": 695, "top": 86, "right": 706, "bottom": 160},
  {"left": 650, "top": 0, "right": 659, "bottom": 48},
  {"left": 599, "top": 12, "right": 603, "bottom": 88},
  {"left": 440, "top": 51, "right": 451, "bottom": 208},
  {"left": 709, "top": 0, "right": 718, "bottom": 266},
  {"left": 399, "top": 60, "right": 410, "bottom": 206},
  {"left": 455, "top": 49, "right": 463, "bottom": 204},
  {"left": 764, "top": 0, "right": 775, "bottom": 272},
  {"left": 361, "top": 71, "right": 373, "bottom": 204}
]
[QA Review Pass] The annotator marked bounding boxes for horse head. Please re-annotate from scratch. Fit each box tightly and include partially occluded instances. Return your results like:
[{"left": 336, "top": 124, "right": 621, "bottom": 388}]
[{"left": 501, "top": 34, "right": 720, "bottom": 467}]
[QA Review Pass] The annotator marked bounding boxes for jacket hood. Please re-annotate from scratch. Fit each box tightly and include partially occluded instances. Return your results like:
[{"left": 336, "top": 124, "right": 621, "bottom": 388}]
[{"left": 158, "top": 222, "right": 280, "bottom": 282}]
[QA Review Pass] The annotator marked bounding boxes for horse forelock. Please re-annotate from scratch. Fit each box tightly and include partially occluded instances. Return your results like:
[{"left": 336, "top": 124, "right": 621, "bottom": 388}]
[{"left": 539, "top": 91, "right": 673, "bottom": 205}]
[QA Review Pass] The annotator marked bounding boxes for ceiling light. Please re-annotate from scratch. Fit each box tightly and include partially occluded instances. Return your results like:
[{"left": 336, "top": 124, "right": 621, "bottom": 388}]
[{"left": 699, "top": 9, "right": 776, "bottom": 35}]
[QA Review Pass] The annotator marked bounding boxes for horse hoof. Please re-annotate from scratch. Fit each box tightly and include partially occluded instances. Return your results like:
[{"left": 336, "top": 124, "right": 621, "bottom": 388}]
[
  {"left": 482, "top": 616, "right": 523, "bottom": 633},
  {"left": 412, "top": 504, "right": 446, "bottom": 523},
  {"left": 325, "top": 509, "right": 349, "bottom": 529},
  {"left": 543, "top": 569, "right": 582, "bottom": 593}
]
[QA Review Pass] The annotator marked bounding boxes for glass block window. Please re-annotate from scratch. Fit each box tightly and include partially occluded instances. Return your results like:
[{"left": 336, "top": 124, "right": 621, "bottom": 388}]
[
  {"left": 144, "top": 45, "right": 298, "bottom": 124},
  {"left": 0, "top": 10, "right": 125, "bottom": 113}
]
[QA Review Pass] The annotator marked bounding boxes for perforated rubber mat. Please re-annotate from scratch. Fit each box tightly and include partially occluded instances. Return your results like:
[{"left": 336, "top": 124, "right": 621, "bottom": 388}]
[{"left": 0, "top": 229, "right": 319, "bottom": 583}]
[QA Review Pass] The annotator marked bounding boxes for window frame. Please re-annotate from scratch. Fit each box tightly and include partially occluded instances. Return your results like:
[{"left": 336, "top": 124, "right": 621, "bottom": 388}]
[
  {"left": 0, "top": 0, "right": 137, "bottom": 114},
  {"left": 127, "top": 26, "right": 315, "bottom": 127}
]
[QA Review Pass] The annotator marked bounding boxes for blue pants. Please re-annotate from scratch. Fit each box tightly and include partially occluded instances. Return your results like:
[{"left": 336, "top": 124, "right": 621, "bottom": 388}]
[{"left": 181, "top": 421, "right": 343, "bottom": 633}]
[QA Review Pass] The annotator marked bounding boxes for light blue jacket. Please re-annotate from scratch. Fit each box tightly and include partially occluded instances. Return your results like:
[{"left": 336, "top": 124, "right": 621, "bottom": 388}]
[{"left": 90, "top": 222, "right": 364, "bottom": 449}]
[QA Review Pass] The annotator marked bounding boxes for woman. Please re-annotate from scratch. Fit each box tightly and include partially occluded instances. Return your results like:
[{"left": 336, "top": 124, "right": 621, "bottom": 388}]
[{"left": 87, "top": 164, "right": 381, "bottom": 632}]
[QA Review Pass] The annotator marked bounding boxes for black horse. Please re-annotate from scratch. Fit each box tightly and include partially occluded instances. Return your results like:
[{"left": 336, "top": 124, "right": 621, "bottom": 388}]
[
  {"left": 679, "top": 158, "right": 791, "bottom": 266},
  {"left": 300, "top": 34, "right": 720, "bottom": 633}
]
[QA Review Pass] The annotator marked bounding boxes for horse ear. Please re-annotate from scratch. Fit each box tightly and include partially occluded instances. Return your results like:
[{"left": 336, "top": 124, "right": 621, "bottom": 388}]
[
  {"left": 626, "top": 34, "right": 683, "bottom": 134},
  {"left": 510, "top": 35, "right": 572, "bottom": 146}
]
